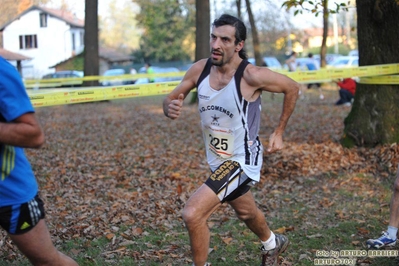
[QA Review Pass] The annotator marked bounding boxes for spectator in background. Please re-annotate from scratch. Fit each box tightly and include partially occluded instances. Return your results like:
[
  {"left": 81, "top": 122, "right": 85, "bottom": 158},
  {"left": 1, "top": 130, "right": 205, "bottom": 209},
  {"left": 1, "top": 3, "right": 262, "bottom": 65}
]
[
  {"left": 129, "top": 67, "right": 137, "bottom": 84},
  {"left": 334, "top": 78, "right": 357, "bottom": 106},
  {"left": 306, "top": 53, "right": 320, "bottom": 70},
  {"left": 130, "top": 67, "right": 137, "bottom": 75},
  {"left": 285, "top": 51, "right": 297, "bottom": 72},
  {"left": 144, "top": 62, "right": 155, "bottom": 83},
  {"left": 286, "top": 51, "right": 310, "bottom": 100}
]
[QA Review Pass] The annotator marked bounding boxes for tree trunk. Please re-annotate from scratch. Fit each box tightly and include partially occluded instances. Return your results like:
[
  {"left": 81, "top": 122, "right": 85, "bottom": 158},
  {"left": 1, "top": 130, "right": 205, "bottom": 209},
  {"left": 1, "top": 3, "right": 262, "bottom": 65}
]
[
  {"left": 83, "top": 0, "right": 99, "bottom": 87},
  {"left": 235, "top": 0, "right": 242, "bottom": 19},
  {"left": 342, "top": 0, "right": 399, "bottom": 147},
  {"left": 195, "top": 0, "right": 210, "bottom": 62},
  {"left": 245, "top": 0, "right": 262, "bottom": 65},
  {"left": 191, "top": 0, "right": 210, "bottom": 104},
  {"left": 319, "top": 0, "right": 328, "bottom": 68}
]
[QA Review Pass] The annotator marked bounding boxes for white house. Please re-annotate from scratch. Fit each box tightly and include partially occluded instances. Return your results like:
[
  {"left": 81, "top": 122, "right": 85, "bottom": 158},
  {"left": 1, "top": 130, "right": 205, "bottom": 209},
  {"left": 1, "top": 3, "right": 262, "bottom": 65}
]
[{"left": 0, "top": 6, "right": 84, "bottom": 79}]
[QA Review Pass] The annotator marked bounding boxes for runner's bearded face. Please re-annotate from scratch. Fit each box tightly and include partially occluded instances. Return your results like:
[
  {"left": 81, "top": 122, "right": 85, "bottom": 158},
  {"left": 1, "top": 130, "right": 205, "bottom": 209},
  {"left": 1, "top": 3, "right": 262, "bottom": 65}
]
[{"left": 210, "top": 25, "right": 237, "bottom": 67}]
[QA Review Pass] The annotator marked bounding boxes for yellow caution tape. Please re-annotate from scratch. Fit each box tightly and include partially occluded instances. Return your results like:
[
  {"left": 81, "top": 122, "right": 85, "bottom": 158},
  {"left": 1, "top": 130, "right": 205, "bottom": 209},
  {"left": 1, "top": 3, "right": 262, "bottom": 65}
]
[
  {"left": 24, "top": 72, "right": 186, "bottom": 88},
  {"left": 359, "top": 75, "right": 399, "bottom": 85},
  {"left": 27, "top": 63, "right": 399, "bottom": 108},
  {"left": 29, "top": 82, "right": 181, "bottom": 108},
  {"left": 284, "top": 64, "right": 399, "bottom": 83}
]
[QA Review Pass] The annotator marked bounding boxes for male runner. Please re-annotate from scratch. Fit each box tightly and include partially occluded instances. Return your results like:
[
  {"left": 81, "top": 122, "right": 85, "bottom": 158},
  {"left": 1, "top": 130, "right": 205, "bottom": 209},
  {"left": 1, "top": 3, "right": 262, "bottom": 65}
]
[
  {"left": 163, "top": 14, "right": 300, "bottom": 266},
  {"left": 0, "top": 56, "right": 78, "bottom": 265}
]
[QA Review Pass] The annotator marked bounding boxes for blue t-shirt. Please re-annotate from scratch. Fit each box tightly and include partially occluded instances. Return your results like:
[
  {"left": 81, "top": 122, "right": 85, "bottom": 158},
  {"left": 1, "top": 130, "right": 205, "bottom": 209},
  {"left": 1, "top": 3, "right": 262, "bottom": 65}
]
[
  {"left": 306, "top": 62, "right": 317, "bottom": 71},
  {"left": 0, "top": 57, "right": 38, "bottom": 207},
  {"left": 306, "top": 58, "right": 319, "bottom": 71}
]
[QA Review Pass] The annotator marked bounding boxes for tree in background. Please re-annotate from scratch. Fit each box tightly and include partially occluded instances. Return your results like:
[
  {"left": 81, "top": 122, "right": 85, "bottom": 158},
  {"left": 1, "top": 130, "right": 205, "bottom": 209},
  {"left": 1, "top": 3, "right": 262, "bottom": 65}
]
[
  {"left": 83, "top": 0, "right": 99, "bottom": 86},
  {"left": 223, "top": 0, "right": 292, "bottom": 62},
  {"left": 195, "top": 0, "right": 210, "bottom": 62},
  {"left": 235, "top": 0, "right": 242, "bottom": 18},
  {"left": 188, "top": 0, "right": 210, "bottom": 104},
  {"left": 244, "top": 0, "right": 263, "bottom": 66},
  {"left": 342, "top": 0, "right": 399, "bottom": 147},
  {"left": 283, "top": 0, "right": 399, "bottom": 146},
  {"left": 132, "top": 0, "right": 195, "bottom": 62},
  {"left": 99, "top": 0, "right": 141, "bottom": 52},
  {"left": 282, "top": 0, "right": 349, "bottom": 67},
  {"left": 256, "top": 5, "right": 293, "bottom": 59}
]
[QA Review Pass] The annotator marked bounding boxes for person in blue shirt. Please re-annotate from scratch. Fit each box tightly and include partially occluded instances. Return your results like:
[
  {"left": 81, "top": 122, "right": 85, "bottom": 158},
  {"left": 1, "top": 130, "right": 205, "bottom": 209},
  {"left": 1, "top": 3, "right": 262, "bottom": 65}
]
[{"left": 0, "top": 56, "right": 77, "bottom": 265}]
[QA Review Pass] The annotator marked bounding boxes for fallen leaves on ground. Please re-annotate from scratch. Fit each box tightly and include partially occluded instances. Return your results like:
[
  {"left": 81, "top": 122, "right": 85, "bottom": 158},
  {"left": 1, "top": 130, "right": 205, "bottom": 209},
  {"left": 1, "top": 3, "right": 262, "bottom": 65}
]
[{"left": 0, "top": 91, "right": 397, "bottom": 265}]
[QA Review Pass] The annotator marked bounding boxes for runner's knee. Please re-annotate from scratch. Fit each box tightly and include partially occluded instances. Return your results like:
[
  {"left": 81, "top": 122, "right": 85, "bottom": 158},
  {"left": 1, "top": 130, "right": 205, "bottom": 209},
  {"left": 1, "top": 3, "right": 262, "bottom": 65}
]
[
  {"left": 235, "top": 208, "right": 257, "bottom": 222},
  {"left": 182, "top": 206, "right": 202, "bottom": 227}
]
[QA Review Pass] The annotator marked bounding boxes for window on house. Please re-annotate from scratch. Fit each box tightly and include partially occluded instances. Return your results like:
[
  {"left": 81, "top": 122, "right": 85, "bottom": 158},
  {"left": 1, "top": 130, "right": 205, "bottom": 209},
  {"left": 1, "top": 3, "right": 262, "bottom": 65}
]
[
  {"left": 19, "top": 35, "right": 38, "bottom": 49},
  {"left": 80, "top": 31, "right": 84, "bottom": 46},
  {"left": 39, "top": 13, "right": 47, "bottom": 27},
  {"left": 72, "top": 32, "right": 75, "bottom": 50}
]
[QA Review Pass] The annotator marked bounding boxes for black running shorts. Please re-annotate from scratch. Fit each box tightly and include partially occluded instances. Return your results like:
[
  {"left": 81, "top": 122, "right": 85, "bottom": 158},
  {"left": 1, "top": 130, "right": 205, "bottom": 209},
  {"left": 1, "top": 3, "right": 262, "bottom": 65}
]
[
  {"left": 0, "top": 194, "right": 45, "bottom": 235},
  {"left": 205, "top": 160, "right": 254, "bottom": 203}
]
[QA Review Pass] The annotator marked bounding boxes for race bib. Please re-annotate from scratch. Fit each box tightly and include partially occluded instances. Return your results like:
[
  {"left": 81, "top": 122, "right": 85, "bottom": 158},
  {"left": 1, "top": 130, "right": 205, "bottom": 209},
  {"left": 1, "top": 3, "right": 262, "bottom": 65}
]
[{"left": 203, "top": 125, "right": 234, "bottom": 159}]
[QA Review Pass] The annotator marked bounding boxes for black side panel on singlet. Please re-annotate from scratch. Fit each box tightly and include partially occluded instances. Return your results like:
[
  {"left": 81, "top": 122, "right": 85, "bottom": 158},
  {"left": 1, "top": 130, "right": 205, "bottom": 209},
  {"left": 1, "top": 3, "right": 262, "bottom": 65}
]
[
  {"left": 233, "top": 59, "right": 249, "bottom": 103},
  {"left": 197, "top": 58, "right": 213, "bottom": 87}
]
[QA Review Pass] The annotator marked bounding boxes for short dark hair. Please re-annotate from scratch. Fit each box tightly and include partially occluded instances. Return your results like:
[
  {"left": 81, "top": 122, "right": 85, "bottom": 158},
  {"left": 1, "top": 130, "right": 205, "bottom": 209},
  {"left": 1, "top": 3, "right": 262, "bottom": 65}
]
[
  {"left": 308, "top": 53, "right": 313, "bottom": 58},
  {"left": 212, "top": 14, "right": 248, "bottom": 59}
]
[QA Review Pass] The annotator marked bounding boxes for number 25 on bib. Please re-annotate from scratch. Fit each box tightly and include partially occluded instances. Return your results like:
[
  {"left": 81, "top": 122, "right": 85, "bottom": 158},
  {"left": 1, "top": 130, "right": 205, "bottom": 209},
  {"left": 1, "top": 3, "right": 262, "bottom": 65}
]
[{"left": 203, "top": 125, "right": 234, "bottom": 159}]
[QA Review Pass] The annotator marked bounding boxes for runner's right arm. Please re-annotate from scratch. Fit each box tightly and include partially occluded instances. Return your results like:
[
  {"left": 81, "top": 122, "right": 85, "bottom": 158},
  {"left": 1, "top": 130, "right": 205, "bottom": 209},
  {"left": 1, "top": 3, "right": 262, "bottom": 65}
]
[{"left": 163, "top": 60, "right": 206, "bottom": 119}]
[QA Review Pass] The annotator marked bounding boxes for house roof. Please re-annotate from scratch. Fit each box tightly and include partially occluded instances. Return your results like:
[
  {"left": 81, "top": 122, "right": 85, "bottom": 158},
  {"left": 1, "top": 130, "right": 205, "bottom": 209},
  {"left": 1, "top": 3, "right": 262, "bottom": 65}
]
[
  {"left": 99, "top": 47, "right": 134, "bottom": 63},
  {"left": 0, "top": 48, "right": 31, "bottom": 61},
  {"left": 0, "top": 5, "right": 84, "bottom": 31},
  {"left": 49, "top": 47, "right": 134, "bottom": 68}
]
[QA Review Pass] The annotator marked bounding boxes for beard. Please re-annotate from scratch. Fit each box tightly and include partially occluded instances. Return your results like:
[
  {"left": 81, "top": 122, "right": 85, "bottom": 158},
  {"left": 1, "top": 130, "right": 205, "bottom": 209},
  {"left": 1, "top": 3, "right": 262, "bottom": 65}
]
[
  {"left": 211, "top": 58, "right": 223, "bottom": 66},
  {"left": 210, "top": 49, "right": 224, "bottom": 66}
]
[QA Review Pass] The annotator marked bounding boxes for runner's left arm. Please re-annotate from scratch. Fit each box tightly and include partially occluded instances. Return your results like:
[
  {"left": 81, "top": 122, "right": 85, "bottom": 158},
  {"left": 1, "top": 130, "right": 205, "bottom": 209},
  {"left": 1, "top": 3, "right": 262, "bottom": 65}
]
[{"left": 246, "top": 66, "right": 299, "bottom": 152}]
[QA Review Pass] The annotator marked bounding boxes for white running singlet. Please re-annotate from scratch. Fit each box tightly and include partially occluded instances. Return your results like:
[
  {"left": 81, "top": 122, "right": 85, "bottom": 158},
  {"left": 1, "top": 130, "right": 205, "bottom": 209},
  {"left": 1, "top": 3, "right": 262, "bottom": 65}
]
[{"left": 197, "top": 59, "right": 263, "bottom": 182}]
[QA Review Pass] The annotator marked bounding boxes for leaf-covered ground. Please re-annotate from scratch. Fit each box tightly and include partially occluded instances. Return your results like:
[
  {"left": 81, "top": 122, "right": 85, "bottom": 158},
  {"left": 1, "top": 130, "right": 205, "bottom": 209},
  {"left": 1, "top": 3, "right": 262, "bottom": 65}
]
[{"left": 1, "top": 88, "right": 398, "bottom": 265}]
